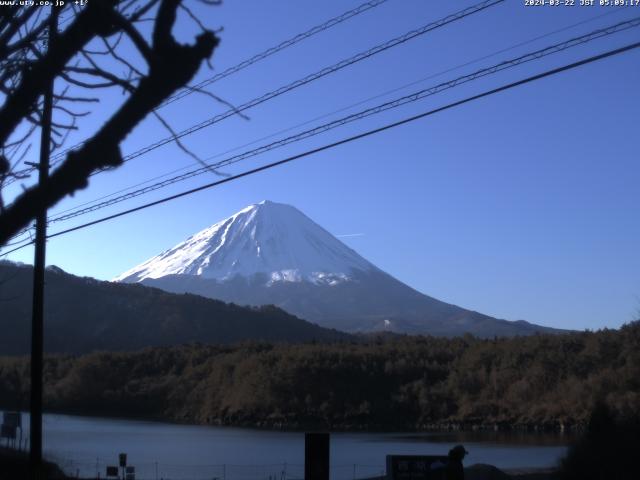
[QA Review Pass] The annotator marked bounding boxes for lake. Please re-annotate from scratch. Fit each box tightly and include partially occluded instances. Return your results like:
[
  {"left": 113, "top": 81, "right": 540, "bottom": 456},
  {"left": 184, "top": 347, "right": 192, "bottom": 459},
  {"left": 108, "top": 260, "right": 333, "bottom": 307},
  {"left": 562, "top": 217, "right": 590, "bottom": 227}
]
[{"left": 2, "top": 412, "right": 571, "bottom": 479}]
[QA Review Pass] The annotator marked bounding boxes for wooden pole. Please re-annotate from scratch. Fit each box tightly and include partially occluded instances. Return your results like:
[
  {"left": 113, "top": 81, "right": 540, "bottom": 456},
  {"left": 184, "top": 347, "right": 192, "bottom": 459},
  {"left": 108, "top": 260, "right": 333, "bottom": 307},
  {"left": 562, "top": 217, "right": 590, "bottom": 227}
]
[
  {"left": 29, "top": 6, "right": 58, "bottom": 479},
  {"left": 305, "top": 432, "right": 330, "bottom": 480}
]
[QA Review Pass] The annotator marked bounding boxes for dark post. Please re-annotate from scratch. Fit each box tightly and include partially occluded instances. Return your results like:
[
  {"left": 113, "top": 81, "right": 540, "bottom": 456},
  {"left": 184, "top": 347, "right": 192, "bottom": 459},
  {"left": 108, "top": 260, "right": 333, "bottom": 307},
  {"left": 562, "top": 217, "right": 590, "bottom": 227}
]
[
  {"left": 29, "top": 6, "right": 58, "bottom": 479},
  {"left": 119, "top": 453, "right": 127, "bottom": 480},
  {"left": 305, "top": 432, "right": 330, "bottom": 480}
]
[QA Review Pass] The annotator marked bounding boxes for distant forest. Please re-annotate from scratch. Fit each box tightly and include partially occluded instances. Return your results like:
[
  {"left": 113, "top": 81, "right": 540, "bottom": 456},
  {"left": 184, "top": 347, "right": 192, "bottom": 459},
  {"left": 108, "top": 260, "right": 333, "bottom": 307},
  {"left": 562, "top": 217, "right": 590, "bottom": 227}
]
[{"left": 1, "top": 322, "right": 638, "bottom": 431}]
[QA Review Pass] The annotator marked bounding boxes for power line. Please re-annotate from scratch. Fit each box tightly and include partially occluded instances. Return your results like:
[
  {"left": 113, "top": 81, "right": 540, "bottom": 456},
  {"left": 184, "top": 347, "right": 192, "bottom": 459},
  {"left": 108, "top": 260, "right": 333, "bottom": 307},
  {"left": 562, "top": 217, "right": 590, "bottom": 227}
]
[
  {"left": 3, "top": 39, "right": 638, "bottom": 257},
  {"left": 3, "top": 230, "right": 33, "bottom": 247},
  {"left": 52, "top": 0, "right": 504, "bottom": 172},
  {"left": 4, "top": 0, "right": 391, "bottom": 183},
  {"left": 0, "top": 240, "right": 35, "bottom": 257},
  {"left": 161, "top": 0, "right": 391, "bottom": 107},
  {"left": 44, "top": 17, "right": 640, "bottom": 225},
  {"left": 1, "top": 241, "right": 29, "bottom": 256},
  {"left": 3, "top": 11, "right": 636, "bottom": 246},
  {"left": 45, "top": 7, "right": 633, "bottom": 221}
]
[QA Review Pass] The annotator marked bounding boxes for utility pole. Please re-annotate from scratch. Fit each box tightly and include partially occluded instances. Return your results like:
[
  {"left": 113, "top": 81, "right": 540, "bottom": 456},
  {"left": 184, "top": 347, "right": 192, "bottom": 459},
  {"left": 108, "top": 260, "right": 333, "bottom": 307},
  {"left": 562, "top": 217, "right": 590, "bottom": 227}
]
[{"left": 29, "top": 6, "right": 58, "bottom": 479}]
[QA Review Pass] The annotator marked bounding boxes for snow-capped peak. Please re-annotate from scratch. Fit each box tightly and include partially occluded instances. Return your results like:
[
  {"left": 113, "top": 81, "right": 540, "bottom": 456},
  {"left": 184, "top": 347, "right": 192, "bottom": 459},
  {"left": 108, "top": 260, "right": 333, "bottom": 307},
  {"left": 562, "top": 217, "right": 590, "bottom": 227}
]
[{"left": 114, "top": 201, "right": 376, "bottom": 285}]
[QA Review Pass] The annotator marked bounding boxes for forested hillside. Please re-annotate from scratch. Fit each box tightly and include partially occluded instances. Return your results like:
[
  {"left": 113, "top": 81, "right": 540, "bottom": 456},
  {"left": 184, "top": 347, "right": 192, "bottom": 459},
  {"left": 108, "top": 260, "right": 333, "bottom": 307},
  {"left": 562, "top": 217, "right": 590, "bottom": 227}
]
[
  {"left": 0, "top": 261, "right": 350, "bottom": 355},
  {"left": 1, "top": 322, "right": 638, "bottom": 430}
]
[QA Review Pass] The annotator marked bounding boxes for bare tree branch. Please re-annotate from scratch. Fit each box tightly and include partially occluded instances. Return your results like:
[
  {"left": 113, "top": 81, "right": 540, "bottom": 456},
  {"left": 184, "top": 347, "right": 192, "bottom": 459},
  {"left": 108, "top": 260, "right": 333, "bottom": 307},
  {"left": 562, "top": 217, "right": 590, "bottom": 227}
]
[
  {"left": 64, "top": 65, "right": 139, "bottom": 90},
  {"left": 0, "top": 2, "right": 124, "bottom": 145},
  {"left": 0, "top": 0, "right": 220, "bottom": 245}
]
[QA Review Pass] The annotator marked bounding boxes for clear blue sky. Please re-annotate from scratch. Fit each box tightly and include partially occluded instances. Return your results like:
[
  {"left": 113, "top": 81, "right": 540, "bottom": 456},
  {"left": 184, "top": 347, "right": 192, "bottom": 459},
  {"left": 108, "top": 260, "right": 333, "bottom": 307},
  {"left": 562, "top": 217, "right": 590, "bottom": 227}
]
[{"left": 3, "top": 0, "right": 640, "bottom": 331}]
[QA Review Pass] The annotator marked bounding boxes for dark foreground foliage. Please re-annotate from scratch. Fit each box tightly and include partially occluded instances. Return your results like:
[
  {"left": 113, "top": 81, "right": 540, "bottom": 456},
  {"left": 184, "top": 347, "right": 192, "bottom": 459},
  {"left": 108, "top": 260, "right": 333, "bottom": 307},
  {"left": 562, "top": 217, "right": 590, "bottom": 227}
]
[
  {"left": 0, "top": 322, "right": 638, "bottom": 430},
  {"left": 0, "top": 447, "right": 69, "bottom": 479},
  {"left": 560, "top": 403, "right": 640, "bottom": 480}
]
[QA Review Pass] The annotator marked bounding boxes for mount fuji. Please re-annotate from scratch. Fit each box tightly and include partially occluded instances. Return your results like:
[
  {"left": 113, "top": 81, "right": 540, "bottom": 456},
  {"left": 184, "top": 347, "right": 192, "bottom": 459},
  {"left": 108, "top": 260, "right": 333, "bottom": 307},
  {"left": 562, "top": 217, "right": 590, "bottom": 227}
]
[{"left": 115, "top": 201, "right": 559, "bottom": 337}]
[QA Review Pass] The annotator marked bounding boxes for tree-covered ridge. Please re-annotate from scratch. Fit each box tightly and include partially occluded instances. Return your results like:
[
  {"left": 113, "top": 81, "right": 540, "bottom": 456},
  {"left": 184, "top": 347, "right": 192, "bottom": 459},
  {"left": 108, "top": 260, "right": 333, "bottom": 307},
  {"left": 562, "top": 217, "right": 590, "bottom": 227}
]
[
  {"left": 1, "top": 322, "right": 638, "bottom": 430},
  {"left": 0, "top": 261, "right": 350, "bottom": 355}
]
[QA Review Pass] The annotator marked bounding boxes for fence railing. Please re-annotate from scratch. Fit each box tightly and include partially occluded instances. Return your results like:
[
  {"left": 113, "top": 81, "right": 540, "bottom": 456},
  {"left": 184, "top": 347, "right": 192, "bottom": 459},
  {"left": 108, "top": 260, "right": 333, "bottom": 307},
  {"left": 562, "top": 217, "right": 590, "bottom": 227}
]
[{"left": 43, "top": 456, "right": 385, "bottom": 480}]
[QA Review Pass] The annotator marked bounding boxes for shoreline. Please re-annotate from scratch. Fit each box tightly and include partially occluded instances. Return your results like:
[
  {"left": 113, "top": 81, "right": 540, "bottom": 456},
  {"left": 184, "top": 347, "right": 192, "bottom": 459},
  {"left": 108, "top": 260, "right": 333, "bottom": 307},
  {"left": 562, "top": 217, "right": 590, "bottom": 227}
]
[{"left": 2, "top": 406, "right": 581, "bottom": 436}]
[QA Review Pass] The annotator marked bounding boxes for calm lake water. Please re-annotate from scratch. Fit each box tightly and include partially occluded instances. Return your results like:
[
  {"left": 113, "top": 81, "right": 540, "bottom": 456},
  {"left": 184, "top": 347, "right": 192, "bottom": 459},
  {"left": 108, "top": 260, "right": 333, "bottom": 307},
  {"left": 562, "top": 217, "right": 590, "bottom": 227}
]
[{"left": 3, "top": 412, "right": 571, "bottom": 480}]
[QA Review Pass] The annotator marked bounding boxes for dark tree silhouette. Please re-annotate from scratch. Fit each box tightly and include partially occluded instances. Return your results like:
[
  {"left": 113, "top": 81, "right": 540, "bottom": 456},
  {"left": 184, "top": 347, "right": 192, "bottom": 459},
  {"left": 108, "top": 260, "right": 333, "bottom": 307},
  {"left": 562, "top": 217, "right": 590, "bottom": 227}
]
[
  {"left": 0, "top": 0, "right": 220, "bottom": 246},
  {"left": 561, "top": 403, "right": 640, "bottom": 480}
]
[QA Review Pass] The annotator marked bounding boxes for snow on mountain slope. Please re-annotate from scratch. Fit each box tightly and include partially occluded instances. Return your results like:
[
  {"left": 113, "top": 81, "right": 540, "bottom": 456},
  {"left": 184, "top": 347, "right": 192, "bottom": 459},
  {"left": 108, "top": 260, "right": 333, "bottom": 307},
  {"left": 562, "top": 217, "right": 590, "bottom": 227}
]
[
  {"left": 114, "top": 201, "right": 376, "bottom": 285},
  {"left": 114, "top": 201, "right": 565, "bottom": 337}
]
